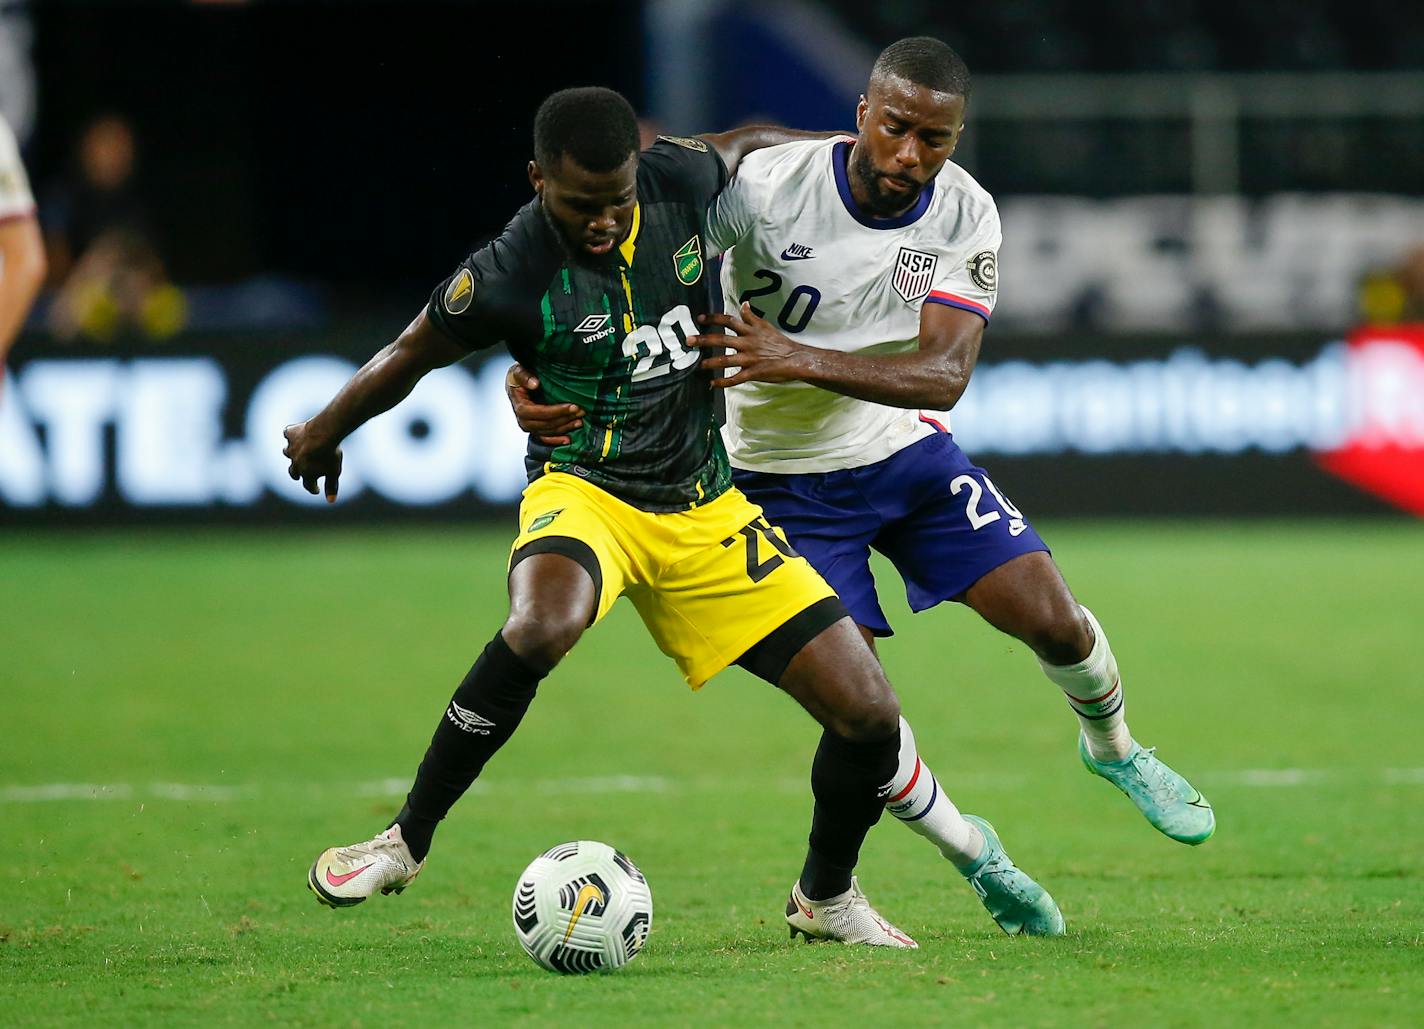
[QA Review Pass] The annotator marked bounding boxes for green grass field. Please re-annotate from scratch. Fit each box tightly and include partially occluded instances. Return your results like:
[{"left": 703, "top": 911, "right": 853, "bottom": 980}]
[{"left": 3, "top": 522, "right": 1422, "bottom": 1026}]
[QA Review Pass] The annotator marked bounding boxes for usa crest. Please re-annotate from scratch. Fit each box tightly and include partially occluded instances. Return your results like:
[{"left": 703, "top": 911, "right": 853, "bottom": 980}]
[{"left": 892, "top": 247, "right": 938, "bottom": 303}]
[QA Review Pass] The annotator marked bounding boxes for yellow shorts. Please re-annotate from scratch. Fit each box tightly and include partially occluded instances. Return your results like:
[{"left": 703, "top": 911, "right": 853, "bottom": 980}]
[{"left": 509, "top": 472, "right": 841, "bottom": 688}]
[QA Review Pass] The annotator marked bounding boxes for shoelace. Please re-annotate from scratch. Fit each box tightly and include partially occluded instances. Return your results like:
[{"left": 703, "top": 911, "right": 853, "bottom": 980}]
[
  {"left": 965, "top": 840, "right": 1015, "bottom": 899},
  {"left": 1131, "top": 747, "right": 1180, "bottom": 804},
  {"left": 816, "top": 884, "right": 908, "bottom": 942},
  {"left": 814, "top": 883, "right": 896, "bottom": 935},
  {"left": 335, "top": 834, "right": 408, "bottom": 870},
  {"left": 818, "top": 882, "right": 868, "bottom": 918}
]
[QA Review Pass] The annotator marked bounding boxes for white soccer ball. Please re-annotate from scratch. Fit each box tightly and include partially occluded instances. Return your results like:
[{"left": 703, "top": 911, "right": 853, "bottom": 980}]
[{"left": 511, "top": 840, "right": 653, "bottom": 974}]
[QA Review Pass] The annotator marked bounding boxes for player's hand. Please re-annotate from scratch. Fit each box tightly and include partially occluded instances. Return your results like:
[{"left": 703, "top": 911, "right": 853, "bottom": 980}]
[
  {"left": 282, "top": 421, "right": 343, "bottom": 503},
  {"left": 505, "top": 363, "right": 583, "bottom": 446},
  {"left": 688, "top": 302, "right": 810, "bottom": 387}
]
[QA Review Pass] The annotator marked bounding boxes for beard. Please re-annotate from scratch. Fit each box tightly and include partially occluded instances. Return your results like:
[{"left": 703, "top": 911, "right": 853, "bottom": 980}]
[{"left": 849, "top": 146, "right": 923, "bottom": 218}]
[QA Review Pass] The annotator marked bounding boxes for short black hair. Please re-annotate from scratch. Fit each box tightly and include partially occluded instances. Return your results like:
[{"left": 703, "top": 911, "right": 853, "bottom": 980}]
[
  {"left": 533, "top": 87, "right": 640, "bottom": 172},
  {"left": 871, "top": 37, "right": 971, "bottom": 100}
]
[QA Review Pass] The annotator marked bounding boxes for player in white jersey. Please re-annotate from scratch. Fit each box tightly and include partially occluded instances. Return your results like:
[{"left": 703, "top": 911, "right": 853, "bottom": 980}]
[
  {"left": 706, "top": 137, "right": 999, "bottom": 477},
  {"left": 690, "top": 37, "right": 1214, "bottom": 853},
  {"left": 0, "top": 112, "right": 46, "bottom": 392}
]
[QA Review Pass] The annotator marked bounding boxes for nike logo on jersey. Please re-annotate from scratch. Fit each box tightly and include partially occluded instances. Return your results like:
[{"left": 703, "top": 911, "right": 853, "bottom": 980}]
[
  {"left": 1008, "top": 518, "right": 1028, "bottom": 537},
  {"left": 780, "top": 243, "right": 815, "bottom": 261}
]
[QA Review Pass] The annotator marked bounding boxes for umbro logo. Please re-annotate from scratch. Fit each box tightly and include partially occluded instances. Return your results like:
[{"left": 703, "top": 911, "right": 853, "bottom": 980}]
[
  {"left": 574, "top": 313, "right": 615, "bottom": 342},
  {"left": 780, "top": 243, "right": 815, "bottom": 261},
  {"left": 447, "top": 701, "right": 495, "bottom": 735}
]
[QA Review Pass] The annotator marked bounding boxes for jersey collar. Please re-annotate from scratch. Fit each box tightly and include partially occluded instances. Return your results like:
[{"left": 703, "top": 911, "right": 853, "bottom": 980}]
[
  {"left": 832, "top": 140, "right": 934, "bottom": 230},
  {"left": 618, "top": 202, "right": 642, "bottom": 266}
]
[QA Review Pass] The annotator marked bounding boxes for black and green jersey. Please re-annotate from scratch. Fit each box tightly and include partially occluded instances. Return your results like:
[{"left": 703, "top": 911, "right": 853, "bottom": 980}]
[{"left": 426, "top": 138, "right": 731, "bottom": 513}]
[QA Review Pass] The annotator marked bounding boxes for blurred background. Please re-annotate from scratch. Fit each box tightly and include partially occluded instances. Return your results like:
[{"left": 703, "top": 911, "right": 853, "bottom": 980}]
[{"left": 2, "top": 0, "right": 1423, "bottom": 524}]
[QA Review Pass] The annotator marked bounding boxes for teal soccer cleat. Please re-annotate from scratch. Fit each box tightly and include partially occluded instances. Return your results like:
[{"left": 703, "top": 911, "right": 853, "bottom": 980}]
[
  {"left": 959, "top": 815, "right": 1065, "bottom": 936},
  {"left": 1079, "top": 736, "right": 1216, "bottom": 845}
]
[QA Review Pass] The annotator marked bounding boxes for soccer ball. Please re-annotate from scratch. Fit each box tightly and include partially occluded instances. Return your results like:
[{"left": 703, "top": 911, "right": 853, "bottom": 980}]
[{"left": 511, "top": 841, "right": 653, "bottom": 974}]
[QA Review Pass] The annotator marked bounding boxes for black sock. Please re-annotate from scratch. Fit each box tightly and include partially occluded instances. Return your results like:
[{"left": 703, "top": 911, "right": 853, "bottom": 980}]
[
  {"left": 393, "top": 631, "right": 548, "bottom": 863},
  {"left": 798, "top": 725, "right": 901, "bottom": 900}
]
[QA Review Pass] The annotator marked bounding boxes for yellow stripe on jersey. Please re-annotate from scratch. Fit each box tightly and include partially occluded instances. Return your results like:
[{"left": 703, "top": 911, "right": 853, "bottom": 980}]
[
  {"left": 619, "top": 202, "right": 641, "bottom": 267},
  {"left": 602, "top": 385, "right": 622, "bottom": 458},
  {"left": 620, "top": 267, "right": 636, "bottom": 332}
]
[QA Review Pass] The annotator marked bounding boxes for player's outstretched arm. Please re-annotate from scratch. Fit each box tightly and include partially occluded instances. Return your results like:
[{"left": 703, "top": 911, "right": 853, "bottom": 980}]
[
  {"left": 698, "top": 126, "right": 846, "bottom": 176},
  {"left": 282, "top": 309, "right": 467, "bottom": 501},
  {"left": 688, "top": 301, "right": 984, "bottom": 410}
]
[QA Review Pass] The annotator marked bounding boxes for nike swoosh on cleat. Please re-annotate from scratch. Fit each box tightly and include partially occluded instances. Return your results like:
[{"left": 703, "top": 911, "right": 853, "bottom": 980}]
[
  {"left": 1187, "top": 791, "right": 1212, "bottom": 809},
  {"left": 797, "top": 900, "right": 814, "bottom": 920},
  {"left": 325, "top": 864, "right": 373, "bottom": 887}
]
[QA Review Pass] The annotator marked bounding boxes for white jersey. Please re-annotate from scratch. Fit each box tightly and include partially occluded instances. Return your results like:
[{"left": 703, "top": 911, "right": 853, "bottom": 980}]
[
  {"left": 706, "top": 137, "right": 999, "bottom": 473},
  {"left": 0, "top": 114, "right": 35, "bottom": 222}
]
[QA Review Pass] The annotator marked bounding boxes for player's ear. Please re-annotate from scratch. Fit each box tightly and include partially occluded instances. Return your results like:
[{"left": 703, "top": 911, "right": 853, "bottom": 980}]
[
  {"left": 528, "top": 160, "right": 544, "bottom": 195},
  {"left": 856, "top": 95, "right": 867, "bottom": 131}
]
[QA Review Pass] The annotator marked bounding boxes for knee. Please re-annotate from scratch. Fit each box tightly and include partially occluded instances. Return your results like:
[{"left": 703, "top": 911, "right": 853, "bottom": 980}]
[
  {"left": 1025, "top": 602, "right": 1093, "bottom": 666},
  {"left": 501, "top": 611, "right": 584, "bottom": 670},
  {"left": 828, "top": 683, "right": 901, "bottom": 743}
]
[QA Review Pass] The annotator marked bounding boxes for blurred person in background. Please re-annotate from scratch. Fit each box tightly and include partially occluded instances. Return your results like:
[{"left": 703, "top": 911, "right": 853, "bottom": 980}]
[
  {"left": 0, "top": 109, "right": 45, "bottom": 391},
  {"left": 1358, "top": 245, "right": 1424, "bottom": 325},
  {"left": 42, "top": 113, "right": 184, "bottom": 343}
]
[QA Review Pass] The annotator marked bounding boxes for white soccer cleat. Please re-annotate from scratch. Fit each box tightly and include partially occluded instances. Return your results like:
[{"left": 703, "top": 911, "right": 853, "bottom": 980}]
[
  {"left": 308, "top": 824, "right": 424, "bottom": 908},
  {"left": 785, "top": 877, "right": 918, "bottom": 948}
]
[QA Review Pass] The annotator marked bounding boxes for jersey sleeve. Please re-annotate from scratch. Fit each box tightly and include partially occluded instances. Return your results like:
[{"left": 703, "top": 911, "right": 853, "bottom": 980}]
[
  {"left": 923, "top": 200, "right": 1001, "bottom": 323},
  {"left": 704, "top": 154, "right": 762, "bottom": 258},
  {"left": 425, "top": 224, "right": 540, "bottom": 353},
  {"left": 637, "top": 136, "right": 729, "bottom": 218},
  {"left": 0, "top": 115, "right": 36, "bottom": 222}
]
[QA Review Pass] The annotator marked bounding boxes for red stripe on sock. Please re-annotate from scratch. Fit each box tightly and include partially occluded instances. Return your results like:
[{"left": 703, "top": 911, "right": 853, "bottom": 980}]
[
  {"left": 886, "top": 757, "right": 921, "bottom": 804},
  {"left": 1064, "top": 678, "right": 1120, "bottom": 707}
]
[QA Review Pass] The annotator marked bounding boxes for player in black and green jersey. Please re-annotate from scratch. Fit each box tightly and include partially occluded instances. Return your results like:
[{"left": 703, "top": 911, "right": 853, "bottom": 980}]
[
  {"left": 284, "top": 87, "right": 919, "bottom": 949},
  {"left": 425, "top": 125, "right": 733, "bottom": 511}
]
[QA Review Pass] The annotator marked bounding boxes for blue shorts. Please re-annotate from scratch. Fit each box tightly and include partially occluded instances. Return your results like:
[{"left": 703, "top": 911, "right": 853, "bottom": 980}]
[{"left": 731, "top": 432, "right": 1049, "bottom": 636}]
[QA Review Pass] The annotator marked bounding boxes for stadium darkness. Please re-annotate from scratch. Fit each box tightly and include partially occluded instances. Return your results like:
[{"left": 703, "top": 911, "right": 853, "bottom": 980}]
[{"left": 30, "top": 1, "right": 644, "bottom": 290}]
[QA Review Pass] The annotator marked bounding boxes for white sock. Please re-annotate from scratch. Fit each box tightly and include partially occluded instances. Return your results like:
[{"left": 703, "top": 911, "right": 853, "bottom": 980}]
[
  {"left": 1038, "top": 605, "right": 1134, "bottom": 762},
  {"left": 884, "top": 717, "right": 984, "bottom": 869}
]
